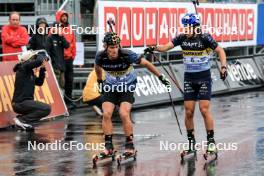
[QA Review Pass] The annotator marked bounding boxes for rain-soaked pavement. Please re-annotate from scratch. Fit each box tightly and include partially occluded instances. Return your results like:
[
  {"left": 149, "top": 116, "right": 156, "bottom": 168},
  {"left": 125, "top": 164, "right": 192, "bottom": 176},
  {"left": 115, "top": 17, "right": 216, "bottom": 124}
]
[{"left": 0, "top": 88, "right": 264, "bottom": 176}]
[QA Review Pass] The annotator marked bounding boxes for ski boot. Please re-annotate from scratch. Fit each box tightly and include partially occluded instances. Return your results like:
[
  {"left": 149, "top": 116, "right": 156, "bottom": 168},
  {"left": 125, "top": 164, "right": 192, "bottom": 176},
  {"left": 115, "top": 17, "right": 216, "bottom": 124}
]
[
  {"left": 204, "top": 138, "right": 218, "bottom": 160},
  {"left": 181, "top": 130, "right": 197, "bottom": 161}
]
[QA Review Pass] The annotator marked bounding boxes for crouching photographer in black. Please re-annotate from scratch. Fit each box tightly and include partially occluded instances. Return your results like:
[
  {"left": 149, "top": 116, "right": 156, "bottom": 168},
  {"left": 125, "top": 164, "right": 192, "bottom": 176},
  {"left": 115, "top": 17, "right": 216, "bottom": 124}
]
[{"left": 12, "top": 50, "right": 51, "bottom": 131}]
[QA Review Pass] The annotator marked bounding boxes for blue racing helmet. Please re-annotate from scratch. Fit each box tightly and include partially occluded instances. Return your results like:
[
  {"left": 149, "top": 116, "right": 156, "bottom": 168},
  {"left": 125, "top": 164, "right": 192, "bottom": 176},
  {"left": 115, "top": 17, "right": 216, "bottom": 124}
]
[{"left": 181, "top": 13, "right": 200, "bottom": 26}]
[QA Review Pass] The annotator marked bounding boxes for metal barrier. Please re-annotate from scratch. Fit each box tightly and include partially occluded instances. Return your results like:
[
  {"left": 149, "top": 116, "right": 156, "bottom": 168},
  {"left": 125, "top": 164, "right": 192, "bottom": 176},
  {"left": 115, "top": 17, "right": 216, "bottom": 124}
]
[{"left": 35, "top": 0, "right": 64, "bottom": 15}]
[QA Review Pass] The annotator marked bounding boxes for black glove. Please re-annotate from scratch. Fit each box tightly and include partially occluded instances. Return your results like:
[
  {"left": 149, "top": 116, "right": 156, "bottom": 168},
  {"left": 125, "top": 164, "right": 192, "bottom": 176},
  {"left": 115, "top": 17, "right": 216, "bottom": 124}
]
[
  {"left": 97, "top": 80, "right": 104, "bottom": 94},
  {"left": 158, "top": 74, "right": 171, "bottom": 90},
  {"left": 220, "top": 66, "right": 227, "bottom": 81},
  {"left": 144, "top": 46, "right": 156, "bottom": 55}
]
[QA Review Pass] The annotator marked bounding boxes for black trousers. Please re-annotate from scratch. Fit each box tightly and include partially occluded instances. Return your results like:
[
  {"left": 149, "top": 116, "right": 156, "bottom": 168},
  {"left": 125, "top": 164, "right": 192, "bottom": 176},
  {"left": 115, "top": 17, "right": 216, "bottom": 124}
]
[
  {"left": 64, "top": 59, "right": 74, "bottom": 104},
  {"left": 12, "top": 100, "right": 51, "bottom": 123}
]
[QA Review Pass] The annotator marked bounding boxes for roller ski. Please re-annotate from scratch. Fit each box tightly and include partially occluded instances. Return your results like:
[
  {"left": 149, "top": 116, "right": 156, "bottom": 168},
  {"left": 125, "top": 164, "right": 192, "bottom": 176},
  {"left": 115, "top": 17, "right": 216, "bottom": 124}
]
[
  {"left": 180, "top": 149, "right": 197, "bottom": 163},
  {"left": 92, "top": 142, "right": 116, "bottom": 166},
  {"left": 181, "top": 130, "right": 197, "bottom": 162},
  {"left": 116, "top": 140, "right": 137, "bottom": 166},
  {"left": 203, "top": 139, "right": 218, "bottom": 161}
]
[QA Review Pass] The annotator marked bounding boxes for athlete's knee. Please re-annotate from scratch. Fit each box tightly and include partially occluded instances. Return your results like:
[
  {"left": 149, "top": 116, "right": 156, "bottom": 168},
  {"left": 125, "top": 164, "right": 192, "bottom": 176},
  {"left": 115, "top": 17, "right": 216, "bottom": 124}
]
[
  {"left": 200, "top": 106, "right": 210, "bottom": 116},
  {"left": 119, "top": 109, "right": 130, "bottom": 120},
  {"left": 185, "top": 109, "right": 194, "bottom": 119},
  {"left": 103, "top": 111, "right": 112, "bottom": 120}
]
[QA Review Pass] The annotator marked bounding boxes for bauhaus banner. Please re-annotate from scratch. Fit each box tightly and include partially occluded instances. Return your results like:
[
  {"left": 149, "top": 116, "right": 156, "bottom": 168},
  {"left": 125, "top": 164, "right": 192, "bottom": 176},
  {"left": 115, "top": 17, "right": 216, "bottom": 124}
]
[{"left": 98, "top": 1, "right": 257, "bottom": 53}]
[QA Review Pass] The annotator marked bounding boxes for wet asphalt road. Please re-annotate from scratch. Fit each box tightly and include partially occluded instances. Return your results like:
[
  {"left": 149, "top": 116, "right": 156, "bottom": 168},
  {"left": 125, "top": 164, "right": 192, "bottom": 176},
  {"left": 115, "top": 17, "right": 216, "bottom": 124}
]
[{"left": 0, "top": 88, "right": 264, "bottom": 176}]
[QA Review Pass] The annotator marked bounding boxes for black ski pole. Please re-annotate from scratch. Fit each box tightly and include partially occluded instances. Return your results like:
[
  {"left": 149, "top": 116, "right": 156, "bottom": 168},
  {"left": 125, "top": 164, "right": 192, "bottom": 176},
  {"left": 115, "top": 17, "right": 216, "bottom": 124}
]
[
  {"left": 168, "top": 88, "right": 182, "bottom": 135},
  {"left": 151, "top": 53, "right": 184, "bottom": 95},
  {"left": 107, "top": 19, "right": 115, "bottom": 32},
  {"left": 148, "top": 53, "right": 183, "bottom": 135},
  {"left": 192, "top": 0, "right": 199, "bottom": 15},
  {"left": 168, "top": 63, "right": 184, "bottom": 95}
]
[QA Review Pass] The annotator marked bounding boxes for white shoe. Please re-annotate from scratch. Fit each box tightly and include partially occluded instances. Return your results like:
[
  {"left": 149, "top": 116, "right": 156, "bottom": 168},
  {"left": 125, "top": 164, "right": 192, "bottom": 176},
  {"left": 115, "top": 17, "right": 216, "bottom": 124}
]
[
  {"left": 92, "top": 105, "right": 103, "bottom": 116},
  {"left": 13, "top": 118, "right": 34, "bottom": 131}
]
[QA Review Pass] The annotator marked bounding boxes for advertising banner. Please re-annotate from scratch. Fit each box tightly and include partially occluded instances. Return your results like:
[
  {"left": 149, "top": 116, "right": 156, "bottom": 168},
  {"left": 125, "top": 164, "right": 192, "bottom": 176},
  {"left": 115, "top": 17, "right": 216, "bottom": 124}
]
[
  {"left": 257, "top": 4, "right": 264, "bottom": 45},
  {"left": 134, "top": 65, "right": 183, "bottom": 107},
  {"left": 133, "top": 57, "right": 263, "bottom": 108},
  {"left": 98, "top": 1, "right": 257, "bottom": 53},
  {"left": 219, "top": 58, "right": 263, "bottom": 90}
]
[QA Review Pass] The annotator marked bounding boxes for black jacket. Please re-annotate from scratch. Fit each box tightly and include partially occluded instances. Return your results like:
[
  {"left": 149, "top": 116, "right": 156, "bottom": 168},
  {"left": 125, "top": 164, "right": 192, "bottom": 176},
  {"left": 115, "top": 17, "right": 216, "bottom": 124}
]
[
  {"left": 12, "top": 54, "right": 46, "bottom": 103},
  {"left": 46, "top": 34, "right": 69, "bottom": 71},
  {"left": 29, "top": 34, "right": 48, "bottom": 50},
  {"left": 29, "top": 17, "right": 49, "bottom": 50}
]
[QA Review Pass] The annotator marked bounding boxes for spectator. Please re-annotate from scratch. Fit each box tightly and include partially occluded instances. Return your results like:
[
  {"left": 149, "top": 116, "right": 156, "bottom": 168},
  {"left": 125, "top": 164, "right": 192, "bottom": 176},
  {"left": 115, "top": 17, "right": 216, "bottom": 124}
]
[
  {"left": 56, "top": 10, "right": 77, "bottom": 110},
  {"left": 29, "top": 17, "right": 49, "bottom": 50},
  {"left": 1, "top": 11, "right": 29, "bottom": 61},
  {"left": 46, "top": 22, "right": 69, "bottom": 88}
]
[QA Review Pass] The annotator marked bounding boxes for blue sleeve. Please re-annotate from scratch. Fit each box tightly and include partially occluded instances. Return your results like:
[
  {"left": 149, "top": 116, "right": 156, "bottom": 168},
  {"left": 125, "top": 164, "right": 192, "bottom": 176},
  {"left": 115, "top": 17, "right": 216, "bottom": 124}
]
[
  {"left": 171, "top": 34, "right": 184, "bottom": 47},
  {"left": 202, "top": 33, "right": 218, "bottom": 50},
  {"left": 127, "top": 51, "right": 141, "bottom": 64},
  {"left": 95, "top": 52, "right": 102, "bottom": 66}
]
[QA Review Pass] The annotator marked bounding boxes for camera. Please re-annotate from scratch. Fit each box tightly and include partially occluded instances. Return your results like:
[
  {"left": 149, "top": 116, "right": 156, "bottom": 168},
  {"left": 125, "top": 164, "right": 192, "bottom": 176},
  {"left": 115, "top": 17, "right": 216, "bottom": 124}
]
[{"left": 18, "top": 50, "right": 50, "bottom": 62}]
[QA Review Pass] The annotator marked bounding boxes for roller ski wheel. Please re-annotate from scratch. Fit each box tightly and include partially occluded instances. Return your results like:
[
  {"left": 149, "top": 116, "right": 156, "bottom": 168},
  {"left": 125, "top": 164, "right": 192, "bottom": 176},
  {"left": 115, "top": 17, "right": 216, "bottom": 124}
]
[
  {"left": 116, "top": 150, "right": 137, "bottom": 166},
  {"left": 92, "top": 150, "right": 117, "bottom": 166}
]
